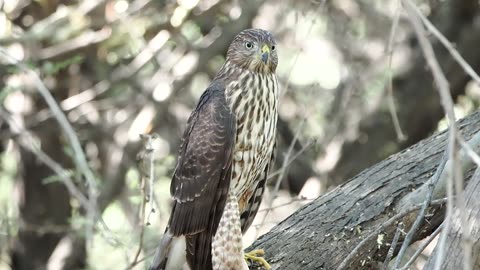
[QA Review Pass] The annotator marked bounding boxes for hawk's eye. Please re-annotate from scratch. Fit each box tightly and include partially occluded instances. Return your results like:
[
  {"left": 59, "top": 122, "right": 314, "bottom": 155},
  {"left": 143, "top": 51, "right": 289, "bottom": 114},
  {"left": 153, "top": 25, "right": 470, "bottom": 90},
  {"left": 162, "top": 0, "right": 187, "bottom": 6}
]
[
  {"left": 245, "top": 41, "right": 253, "bottom": 49},
  {"left": 271, "top": 45, "right": 276, "bottom": 51}
]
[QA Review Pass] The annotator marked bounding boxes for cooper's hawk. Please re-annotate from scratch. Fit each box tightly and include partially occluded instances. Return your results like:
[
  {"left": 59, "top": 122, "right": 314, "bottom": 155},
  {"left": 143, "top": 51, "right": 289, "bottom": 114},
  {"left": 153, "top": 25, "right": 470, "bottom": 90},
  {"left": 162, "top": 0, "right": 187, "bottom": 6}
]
[{"left": 150, "top": 28, "right": 278, "bottom": 270}]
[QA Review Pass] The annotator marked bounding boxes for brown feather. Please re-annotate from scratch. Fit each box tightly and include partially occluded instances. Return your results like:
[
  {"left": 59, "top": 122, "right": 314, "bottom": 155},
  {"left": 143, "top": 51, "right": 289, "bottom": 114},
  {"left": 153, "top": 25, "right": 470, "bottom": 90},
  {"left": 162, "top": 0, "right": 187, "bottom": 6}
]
[
  {"left": 150, "top": 28, "right": 278, "bottom": 270},
  {"left": 168, "top": 80, "right": 236, "bottom": 269}
]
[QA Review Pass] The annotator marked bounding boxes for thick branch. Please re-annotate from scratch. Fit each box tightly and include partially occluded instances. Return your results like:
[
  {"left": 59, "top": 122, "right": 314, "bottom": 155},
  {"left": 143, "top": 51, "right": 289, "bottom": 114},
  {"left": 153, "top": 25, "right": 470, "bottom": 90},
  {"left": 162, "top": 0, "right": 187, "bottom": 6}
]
[{"left": 248, "top": 111, "right": 480, "bottom": 269}]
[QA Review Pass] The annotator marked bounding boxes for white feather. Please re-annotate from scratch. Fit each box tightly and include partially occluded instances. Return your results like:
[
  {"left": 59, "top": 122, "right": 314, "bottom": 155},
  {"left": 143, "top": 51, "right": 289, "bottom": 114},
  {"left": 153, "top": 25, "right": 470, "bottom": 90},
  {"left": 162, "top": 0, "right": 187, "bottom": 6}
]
[{"left": 165, "top": 236, "right": 188, "bottom": 270}]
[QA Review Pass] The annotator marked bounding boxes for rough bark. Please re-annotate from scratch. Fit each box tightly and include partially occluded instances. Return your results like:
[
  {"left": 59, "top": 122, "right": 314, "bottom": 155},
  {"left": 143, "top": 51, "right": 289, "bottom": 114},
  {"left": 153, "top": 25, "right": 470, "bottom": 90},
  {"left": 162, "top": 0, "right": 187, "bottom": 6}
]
[
  {"left": 423, "top": 167, "right": 480, "bottom": 269},
  {"left": 248, "top": 111, "right": 480, "bottom": 269},
  {"left": 329, "top": 0, "right": 480, "bottom": 186}
]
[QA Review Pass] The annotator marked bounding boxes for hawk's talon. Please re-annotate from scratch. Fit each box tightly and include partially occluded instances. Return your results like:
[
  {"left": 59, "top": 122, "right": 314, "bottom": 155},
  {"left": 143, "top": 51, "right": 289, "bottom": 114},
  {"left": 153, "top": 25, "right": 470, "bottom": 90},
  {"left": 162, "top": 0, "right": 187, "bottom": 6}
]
[{"left": 244, "top": 249, "right": 271, "bottom": 270}]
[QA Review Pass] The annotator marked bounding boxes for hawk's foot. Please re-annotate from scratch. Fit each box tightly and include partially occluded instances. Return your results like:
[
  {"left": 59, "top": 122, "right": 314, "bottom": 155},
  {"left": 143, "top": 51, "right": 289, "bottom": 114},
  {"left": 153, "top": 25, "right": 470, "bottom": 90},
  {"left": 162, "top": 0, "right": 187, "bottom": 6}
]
[{"left": 244, "top": 249, "right": 271, "bottom": 270}]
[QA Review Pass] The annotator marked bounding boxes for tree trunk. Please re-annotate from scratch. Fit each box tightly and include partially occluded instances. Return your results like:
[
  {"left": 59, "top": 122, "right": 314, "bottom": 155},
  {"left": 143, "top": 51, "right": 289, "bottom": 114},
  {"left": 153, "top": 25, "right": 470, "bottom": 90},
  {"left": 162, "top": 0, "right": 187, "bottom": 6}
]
[{"left": 248, "top": 111, "right": 480, "bottom": 269}]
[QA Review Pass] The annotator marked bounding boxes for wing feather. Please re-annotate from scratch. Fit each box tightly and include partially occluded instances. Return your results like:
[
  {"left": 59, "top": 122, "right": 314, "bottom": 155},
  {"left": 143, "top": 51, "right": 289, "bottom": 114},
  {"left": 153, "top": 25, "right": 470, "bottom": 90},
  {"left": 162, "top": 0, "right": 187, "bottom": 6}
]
[{"left": 167, "top": 81, "right": 235, "bottom": 269}]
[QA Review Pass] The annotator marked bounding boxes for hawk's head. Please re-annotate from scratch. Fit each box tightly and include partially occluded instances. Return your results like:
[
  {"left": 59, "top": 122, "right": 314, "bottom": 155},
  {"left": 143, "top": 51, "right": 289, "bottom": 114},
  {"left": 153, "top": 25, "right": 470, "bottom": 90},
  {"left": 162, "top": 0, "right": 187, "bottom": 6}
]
[{"left": 226, "top": 29, "right": 278, "bottom": 74}]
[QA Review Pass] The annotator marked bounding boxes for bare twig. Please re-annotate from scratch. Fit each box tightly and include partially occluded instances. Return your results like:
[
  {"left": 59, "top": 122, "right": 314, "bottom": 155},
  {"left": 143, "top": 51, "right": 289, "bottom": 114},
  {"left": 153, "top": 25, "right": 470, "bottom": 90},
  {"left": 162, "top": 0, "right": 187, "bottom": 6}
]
[
  {"left": 0, "top": 108, "right": 91, "bottom": 210},
  {"left": 404, "top": 0, "right": 480, "bottom": 87},
  {"left": 59, "top": 30, "right": 171, "bottom": 111},
  {"left": 128, "top": 134, "right": 157, "bottom": 268},
  {"left": 144, "top": 134, "right": 159, "bottom": 226},
  {"left": 0, "top": 47, "right": 99, "bottom": 245},
  {"left": 457, "top": 135, "right": 480, "bottom": 167},
  {"left": 257, "top": 196, "right": 314, "bottom": 213},
  {"left": 397, "top": 221, "right": 444, "bottom": 270},
  {"left": 455, "top": 165, "right": 480, "bottom": 270},
  {"left": 0, "top": 0, "right": 108, "bottom": 45},
  {"left": 385, "top": 0, "right": 407, "bottom": 142},
  {"left": 266, "top": 138, "right": 316, "bottom": 180},
  {"left": 281, "top": 2, "right": 326, "bottom": 96},
  {"left": 38, "top": 29, "right": 111, "bottom": 60},
  {"left": 257, "top": 119, "right": 306, "bottom": 235},
  {"left": 383, "top": 223, "right": 404, "bottom": 269},
  {"left": 392, "top": 150, "right": 448, "bottom": 268},
  {"left": 402, "top": 1, "right": 462, "bottom": 269},
  {"left": 124, "top": 249, "right": 156, "bottom": 270}
]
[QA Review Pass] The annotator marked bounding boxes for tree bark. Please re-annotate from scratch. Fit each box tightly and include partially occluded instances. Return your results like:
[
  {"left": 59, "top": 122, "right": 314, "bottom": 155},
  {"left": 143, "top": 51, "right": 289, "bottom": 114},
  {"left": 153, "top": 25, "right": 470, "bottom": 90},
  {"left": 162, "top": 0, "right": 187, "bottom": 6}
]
[
  {"left": 423, "top": 167, "right": 480, "bottom": 269},
  {"left": 248, "top": 111, "right": 480, "bottom": 269}
]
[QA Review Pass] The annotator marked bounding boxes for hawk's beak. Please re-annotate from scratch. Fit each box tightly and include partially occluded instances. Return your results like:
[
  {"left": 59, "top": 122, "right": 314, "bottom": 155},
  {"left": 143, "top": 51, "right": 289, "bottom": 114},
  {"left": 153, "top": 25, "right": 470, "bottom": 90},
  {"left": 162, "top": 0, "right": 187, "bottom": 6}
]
[{"left": 261, "top": 44, "right": 270, "bottom": 64}]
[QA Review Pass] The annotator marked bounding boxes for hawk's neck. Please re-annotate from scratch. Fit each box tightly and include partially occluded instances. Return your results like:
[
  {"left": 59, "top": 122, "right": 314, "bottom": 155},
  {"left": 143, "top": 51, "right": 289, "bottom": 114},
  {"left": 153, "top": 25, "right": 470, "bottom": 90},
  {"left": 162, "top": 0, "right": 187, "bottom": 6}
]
[{"left": 216, "top": 61, "right": 278, "bottom": 115}]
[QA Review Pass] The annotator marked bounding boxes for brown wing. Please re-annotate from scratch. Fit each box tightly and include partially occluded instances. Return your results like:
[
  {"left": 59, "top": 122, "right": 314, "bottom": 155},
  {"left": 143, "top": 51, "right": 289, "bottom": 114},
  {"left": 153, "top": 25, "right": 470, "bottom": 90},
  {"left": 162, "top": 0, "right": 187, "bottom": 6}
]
[
  {"left": 168, "top": 81, "right": 235, "bottom": 269},
  {"left": 240, "top": 142, "right": 276, "bottom": 233}
]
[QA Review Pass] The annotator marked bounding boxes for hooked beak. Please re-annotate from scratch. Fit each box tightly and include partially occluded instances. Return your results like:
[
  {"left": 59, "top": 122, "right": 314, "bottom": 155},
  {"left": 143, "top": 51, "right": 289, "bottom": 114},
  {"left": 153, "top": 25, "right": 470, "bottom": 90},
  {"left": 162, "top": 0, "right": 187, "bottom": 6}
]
[{"left": 261, "top": 44, "right": 270, "bottom": 64}]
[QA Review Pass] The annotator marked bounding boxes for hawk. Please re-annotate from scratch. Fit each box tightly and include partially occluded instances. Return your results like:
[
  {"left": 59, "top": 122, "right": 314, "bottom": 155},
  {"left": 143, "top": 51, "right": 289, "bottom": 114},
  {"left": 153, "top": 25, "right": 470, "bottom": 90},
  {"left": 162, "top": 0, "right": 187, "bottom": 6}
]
[{"left": 150, "top": 28, "right": 278, "bottom": 270}]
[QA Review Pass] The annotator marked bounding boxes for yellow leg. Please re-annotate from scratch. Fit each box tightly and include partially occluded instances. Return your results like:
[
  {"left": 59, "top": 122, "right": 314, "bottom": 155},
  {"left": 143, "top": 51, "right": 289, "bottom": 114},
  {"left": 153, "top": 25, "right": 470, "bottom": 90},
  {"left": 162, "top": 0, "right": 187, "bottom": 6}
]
[{"left": 244, "top": 249, "right": 271, "bottom": 270}]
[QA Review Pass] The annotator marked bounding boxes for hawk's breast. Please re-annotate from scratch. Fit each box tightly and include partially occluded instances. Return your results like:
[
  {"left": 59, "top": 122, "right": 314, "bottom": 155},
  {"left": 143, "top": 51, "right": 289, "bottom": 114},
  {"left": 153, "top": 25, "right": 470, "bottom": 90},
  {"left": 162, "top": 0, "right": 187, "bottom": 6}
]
[{"left": 226, "top": 71, "right": 278, "bottom": 212}]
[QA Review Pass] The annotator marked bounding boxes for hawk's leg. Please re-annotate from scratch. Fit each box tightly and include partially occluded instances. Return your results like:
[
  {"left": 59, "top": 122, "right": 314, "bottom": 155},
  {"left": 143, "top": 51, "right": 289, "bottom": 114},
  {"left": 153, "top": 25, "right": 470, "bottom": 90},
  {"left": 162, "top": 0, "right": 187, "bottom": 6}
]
[
  {"left": 244, "top": 249, "right": 271, "bottom": 270},
  {"left": 212, "top": 192, "right": 249, "bottom": 270}
]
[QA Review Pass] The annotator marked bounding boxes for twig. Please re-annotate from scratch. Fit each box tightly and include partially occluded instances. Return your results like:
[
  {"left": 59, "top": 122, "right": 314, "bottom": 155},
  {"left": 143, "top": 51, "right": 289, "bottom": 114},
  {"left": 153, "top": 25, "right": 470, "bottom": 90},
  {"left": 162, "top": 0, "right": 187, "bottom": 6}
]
[
  {"left": 403, "top": 0, "right": 480, "bottom": 87},
  {"left": 266, "top": 138, "right": 316, "bottom": 180},
  {"left": 124, "top": 249, "right": 156, "bottom": 270},
  {"left": 257, "top": 119, "right": 306, "bottom": 235},
  {"left": 0, "top": 108, "right": 91, "bottom": 210},
  {"left": 401, "top": 2, "right": 467, "bottom": 269},
  {"left": 458, "top": 165, "right": 480, "bottom": 270},
  {"left": 59, "top": 30, "right": 171, "bottom": 111},
  {"left": 402, "top": 1, "right": 462, "bottom": 270},
  {"left": 145, "top": 135, "right": 158, "bottom": 226},
  {"left": 0, "top": 0, "right": 108, "bottom": 45},
  {"left": 391, "top": 150, "right": 448, "bottom": 268},
  {"left": 336, "top": 198, "right": 448, "bottom": 270},
  {"left": 397, "top": 221, "right": 444, "bottom": 270},
  {"left": 383, "top": 223, "right": 404, "bottom": 269},
  {"left": 126, "top": 132, "right": 165, "bottom": 268},
  {"left": 257, "top": 196, "right": 314, "bottom": 213},
  {"left": 38, "top": 29, "right": 111, "bottom": 60},
  {"left": 457, "top": 134, "right": 480, "bottom": 167},
  {"left": 128, "top": 135, "right": 156, "bottom": 268},
  {"left": 0, "top": 47, "right": 99, "bottom": 246},
  {"left": 385, "top": 0, "right": 407, "bottom": 142},
  {"left": 281, "top": 3, "right": 325, "bottom": 96}
]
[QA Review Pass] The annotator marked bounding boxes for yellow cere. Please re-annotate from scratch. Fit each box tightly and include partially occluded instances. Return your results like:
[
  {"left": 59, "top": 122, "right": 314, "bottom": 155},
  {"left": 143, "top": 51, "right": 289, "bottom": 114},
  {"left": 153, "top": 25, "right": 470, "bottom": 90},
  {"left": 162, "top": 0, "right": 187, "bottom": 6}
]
[{"left": 261, "top": 44, "right": 270, "bottom": 54}]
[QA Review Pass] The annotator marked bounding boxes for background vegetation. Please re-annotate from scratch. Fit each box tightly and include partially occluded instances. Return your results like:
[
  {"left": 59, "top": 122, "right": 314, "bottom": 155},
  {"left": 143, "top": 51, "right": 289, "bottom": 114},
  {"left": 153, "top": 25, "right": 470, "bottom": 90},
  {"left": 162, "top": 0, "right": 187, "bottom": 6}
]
[{"left": 1, "top": 0, "right": 479, "bottom": 269}]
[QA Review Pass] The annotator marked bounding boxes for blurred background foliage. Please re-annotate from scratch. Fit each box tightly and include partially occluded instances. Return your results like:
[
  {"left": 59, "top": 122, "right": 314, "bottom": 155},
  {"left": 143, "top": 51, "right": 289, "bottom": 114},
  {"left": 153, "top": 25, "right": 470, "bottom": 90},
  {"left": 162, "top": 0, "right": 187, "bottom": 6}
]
[{"left": 1, "top": 0, "right": 480, "bottom": 269}]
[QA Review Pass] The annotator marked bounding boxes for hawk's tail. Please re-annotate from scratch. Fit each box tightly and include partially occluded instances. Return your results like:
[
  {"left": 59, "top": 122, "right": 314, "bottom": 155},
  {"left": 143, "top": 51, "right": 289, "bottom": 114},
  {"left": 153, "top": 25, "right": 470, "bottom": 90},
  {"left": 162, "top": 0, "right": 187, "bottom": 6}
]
[{"left": 149, "top": 230, "right": 187, "bottom": 270}]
